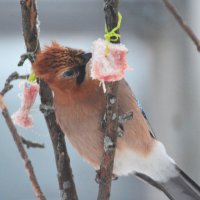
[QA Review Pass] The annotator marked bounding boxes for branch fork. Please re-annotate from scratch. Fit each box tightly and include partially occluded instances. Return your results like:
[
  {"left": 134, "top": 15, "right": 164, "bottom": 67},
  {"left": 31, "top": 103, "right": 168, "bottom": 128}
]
[
  {"left": 18, "top": 52, "right": 36, "bottom": 66},
  {"left": 101, "top": 110, "right": 133, "bottom": 138},
  {"left": 0, "top": 93, "right": 46, "bottom": 200},
  {"left": 0, "top": 72, "right": 29, "bottom": 96},
  {"left": 21, "top": 136, "right": 45, "bottom": 149}
]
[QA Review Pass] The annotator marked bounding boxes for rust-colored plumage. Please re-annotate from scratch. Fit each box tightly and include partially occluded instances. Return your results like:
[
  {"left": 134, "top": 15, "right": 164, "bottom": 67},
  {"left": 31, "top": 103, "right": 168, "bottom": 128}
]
[
  {"left": 33, "top": 42, "right": 154, "bottom": 168},
  {"left": 33, "top": 42, "right": 200, "bottom": 200},
  {"left": 33, "top": 42, "right": 85, "bottom": 90}
]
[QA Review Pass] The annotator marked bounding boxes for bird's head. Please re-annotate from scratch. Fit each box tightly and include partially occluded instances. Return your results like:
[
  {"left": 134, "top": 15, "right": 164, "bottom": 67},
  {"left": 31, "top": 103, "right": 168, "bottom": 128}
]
[{"left": 33, "top": 42, "right": 92, "bottom": 91}]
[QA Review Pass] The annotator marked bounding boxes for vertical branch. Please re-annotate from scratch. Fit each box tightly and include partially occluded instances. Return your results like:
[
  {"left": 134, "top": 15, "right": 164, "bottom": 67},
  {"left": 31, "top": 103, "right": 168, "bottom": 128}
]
[
  {"left": 0, "top": 95, "right": 46, "bottom": 200},
  {"left": 97, "top": 1, "right": 120, "bottom": 200},
  {"left": 19, "top": 1, "right": 78, "bottom": 199}
]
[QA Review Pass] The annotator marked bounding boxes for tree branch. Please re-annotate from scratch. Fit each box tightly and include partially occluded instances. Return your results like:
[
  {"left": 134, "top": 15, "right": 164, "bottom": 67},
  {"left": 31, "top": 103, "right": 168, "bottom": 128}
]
[
  {"left": 19, "top": 0, "right": 78, "bottom": 199},
  {"left": 163, "top": 0, "right": 200, "bottom": 51},
  {"left": 0, "top": 69, "right": 46, "bottom": 198},
  {"left": 97, "top": 1, "right": 120, "bottom": 200},
  {"left": 21, "top": 136, "right": 45, "bottom": 149},
  {"left": 0, "top": 95, "right": 46, "bottom": 200},
  {"left": 0, "top": 72, "right": 29, "bottom": 96}
]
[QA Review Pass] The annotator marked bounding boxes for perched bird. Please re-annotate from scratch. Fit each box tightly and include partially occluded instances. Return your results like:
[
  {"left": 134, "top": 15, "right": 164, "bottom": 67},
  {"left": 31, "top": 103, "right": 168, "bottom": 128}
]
[{"left": 33, "top": 42, "right": 200, "bottom": 200}]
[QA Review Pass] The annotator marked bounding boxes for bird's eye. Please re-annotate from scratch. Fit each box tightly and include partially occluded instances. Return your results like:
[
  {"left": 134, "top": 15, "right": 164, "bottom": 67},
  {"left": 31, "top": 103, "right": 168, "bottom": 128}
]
[{"left": 62, "top": 70, "right": 75, "bottom": 78}]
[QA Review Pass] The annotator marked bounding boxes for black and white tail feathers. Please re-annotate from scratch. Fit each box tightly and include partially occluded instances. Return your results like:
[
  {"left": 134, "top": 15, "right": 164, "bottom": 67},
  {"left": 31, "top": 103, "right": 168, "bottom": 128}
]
[
  {"left": 135, "top": 98, "right": 200, "bottom": 199},
  {"left": 136, "top": 165, "right": 200, "bottom": 200}
]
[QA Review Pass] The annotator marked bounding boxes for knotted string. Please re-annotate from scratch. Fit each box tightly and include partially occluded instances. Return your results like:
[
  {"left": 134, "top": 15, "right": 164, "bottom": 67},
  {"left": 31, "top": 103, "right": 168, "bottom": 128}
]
[
  {"left": 28, "top": 71, "right": 37, "bottom": 82},
  {"left": 104, "top": 12, "right": 122, "bottom": 56}
]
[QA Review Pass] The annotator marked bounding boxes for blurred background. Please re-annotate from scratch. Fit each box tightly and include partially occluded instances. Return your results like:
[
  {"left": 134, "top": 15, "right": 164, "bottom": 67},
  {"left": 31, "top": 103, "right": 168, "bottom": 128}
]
[{"left": 1, "top": 0, "right": 200, "bottom": 199}]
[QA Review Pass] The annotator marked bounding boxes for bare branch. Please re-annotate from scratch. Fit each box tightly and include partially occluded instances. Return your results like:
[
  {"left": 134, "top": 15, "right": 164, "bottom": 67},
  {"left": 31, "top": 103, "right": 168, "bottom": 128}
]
[
  {"left": 97, "top": 1, "right": 120, "bottom": 200},
  {"left": 163, "top": 0, "right": 200, "bottom": 51},
  {"left": 0, "top": 95, "right": 46, "bottom": 200},
  {"left": 18, "top": 52, "right": 36, "bottom": 66},
  {"left": 0, "top": 95, "right": 6, "bottom": 111},
  {"left": 19, "top": 1, "right": 78, "bottom": 199},
  {"left": 21, "top": 136, "right": 45, "bottom": 149},
  {"left": 0, "top": 72, "right": 29, "bottom": 96}
]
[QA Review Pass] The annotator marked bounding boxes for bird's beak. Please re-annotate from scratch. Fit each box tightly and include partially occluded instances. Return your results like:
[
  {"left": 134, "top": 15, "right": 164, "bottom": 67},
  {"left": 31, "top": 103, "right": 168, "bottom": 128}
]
[{"left": 82, "top": 52, "right": 92, "bottom": 64}]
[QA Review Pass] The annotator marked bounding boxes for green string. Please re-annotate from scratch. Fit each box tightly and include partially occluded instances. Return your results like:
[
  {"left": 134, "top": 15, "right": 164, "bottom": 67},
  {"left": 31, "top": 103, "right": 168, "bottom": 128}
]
[
  {"left": 28, "top": 71, "right": 37, "bottom": 82},
  {"left": 104, "top": 12, "right": 122, "bottom": 56}
]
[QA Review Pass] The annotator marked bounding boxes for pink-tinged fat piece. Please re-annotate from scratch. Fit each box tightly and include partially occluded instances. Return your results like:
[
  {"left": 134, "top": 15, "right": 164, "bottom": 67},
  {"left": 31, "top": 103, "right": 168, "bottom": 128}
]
[
  {"left": 91, "top": 38, "right": 129, "bottom": 82},
  {"left": 12, "top": 82, "right": 39, "bottom": 128}
]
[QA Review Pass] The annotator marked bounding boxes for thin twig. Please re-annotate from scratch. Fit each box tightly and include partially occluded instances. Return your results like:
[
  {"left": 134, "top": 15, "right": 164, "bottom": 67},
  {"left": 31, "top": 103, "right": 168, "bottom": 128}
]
[
  {"left": 0, "top": 72, "right": 29, "bottom": 96},
  {"left": 0, "top": 95, "right": 46, "bottom": 200},
  {"left": 19, "top": 1, "right": 78, "bottom": 199},
  {"left": 163, "top": 0, "right": 200, "bottom": 51},
  {"left": 21, "top": 136, "right": 45, "bottom": 149},
  {"left": 97, "top": 1, "right": 120, "bottom": 200}
]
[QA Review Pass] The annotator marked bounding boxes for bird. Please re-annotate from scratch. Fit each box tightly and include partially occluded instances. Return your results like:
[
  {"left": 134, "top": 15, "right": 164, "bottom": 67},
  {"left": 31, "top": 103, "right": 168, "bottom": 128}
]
[{"left": 33, "top": 42, "right": 200, "bottom": 200}]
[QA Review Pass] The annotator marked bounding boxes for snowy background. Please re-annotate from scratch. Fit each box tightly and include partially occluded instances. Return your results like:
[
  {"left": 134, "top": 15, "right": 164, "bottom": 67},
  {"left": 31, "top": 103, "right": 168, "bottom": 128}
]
[{"left": 1, "top": 0, "right": 200, "bottom": 200}]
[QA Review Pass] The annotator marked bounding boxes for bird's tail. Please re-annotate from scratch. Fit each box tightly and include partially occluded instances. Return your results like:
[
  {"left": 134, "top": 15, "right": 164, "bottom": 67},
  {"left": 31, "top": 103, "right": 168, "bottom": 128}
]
[{"left": 135, "top": 165, "right": 200, "bottom": 200}]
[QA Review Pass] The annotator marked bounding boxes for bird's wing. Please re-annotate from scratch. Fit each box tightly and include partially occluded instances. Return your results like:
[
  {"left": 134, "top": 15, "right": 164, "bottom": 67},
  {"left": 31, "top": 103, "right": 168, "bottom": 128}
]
[{"left": 119, "top": 79, "right": 156, "bottom": 138}]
